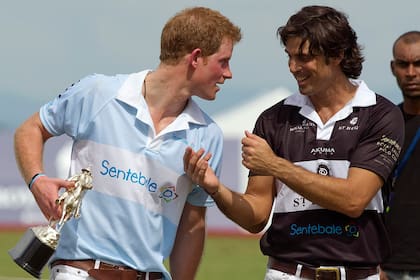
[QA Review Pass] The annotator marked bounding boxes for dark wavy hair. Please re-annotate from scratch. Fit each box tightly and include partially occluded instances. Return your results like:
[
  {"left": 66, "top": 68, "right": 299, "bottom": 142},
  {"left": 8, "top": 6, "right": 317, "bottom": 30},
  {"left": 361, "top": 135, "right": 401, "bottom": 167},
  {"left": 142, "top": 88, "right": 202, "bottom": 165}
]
[{"left": 277, "top": 5, "right": 364, "bottom": 79}]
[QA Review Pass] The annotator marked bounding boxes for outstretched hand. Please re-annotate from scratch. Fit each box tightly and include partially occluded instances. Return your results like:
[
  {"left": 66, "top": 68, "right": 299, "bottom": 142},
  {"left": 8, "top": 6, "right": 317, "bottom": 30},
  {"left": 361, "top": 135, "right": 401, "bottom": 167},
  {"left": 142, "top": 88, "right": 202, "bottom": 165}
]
[
  {"left": 183, "top": 147, "right": 220, "bottom": 194},
  {"left": 30, "top": 176, "right": 75, "bottom": 221},
  {"left": 241, "top": 130, "right": 277, "bottom": 175}
]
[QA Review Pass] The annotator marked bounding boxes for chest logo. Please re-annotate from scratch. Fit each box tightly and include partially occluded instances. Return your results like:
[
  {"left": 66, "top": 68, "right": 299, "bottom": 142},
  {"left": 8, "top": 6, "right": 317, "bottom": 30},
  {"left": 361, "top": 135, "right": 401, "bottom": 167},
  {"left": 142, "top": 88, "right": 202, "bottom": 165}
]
[
  {"left": 349, "top": 117, "right": 358, "bottom": 125},
  {"left": 317, "top": 164, "right": 330, "bottom": 176},
  {"left": 159, "top": 186, "right": 178, "bottom": 202},
  {"left": 310, "top": 147, "right": 335, "bottom": 156}
]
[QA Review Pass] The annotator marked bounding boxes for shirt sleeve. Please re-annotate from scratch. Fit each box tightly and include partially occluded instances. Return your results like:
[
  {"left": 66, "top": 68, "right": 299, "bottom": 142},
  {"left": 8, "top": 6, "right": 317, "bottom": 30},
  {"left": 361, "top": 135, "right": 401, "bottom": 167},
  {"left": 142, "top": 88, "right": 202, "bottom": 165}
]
[
  {"left": 39, "top": 74, "right": 105, "bottom": 138},
  {"left": 350, "top": 96, "right": 405, "bottom": 181}
]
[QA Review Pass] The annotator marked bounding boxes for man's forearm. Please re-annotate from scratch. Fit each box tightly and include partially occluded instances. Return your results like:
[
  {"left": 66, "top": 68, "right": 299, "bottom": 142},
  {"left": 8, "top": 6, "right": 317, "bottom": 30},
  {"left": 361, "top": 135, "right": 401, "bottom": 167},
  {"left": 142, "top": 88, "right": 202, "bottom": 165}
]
[
  {"left": 14, "top": 113, "right": 49, "bottom": 184},
  {"left": 211, "top": 182, "right": 273, "bottom": 234}
]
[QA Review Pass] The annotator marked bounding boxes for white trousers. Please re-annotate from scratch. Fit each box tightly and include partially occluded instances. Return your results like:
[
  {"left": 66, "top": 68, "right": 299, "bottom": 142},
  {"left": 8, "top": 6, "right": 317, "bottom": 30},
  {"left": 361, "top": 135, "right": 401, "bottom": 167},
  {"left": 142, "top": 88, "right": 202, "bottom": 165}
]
[
  {"left": 49, "top": 265, "right": 95, "bottom": 280},
  {"left": 264, "top": 268, "right": 380, "bottom": 280},
  {"left": 50, "top": 264, "right": 160, "bottom": 280}
]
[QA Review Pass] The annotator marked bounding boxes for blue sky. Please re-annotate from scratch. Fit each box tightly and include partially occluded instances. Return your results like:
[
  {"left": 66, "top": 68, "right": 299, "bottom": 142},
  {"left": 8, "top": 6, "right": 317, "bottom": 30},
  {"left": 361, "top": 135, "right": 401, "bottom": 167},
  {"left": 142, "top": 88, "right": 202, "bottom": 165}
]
[{"left": 1, "top": 0, "right": 419, "bottom": 129}]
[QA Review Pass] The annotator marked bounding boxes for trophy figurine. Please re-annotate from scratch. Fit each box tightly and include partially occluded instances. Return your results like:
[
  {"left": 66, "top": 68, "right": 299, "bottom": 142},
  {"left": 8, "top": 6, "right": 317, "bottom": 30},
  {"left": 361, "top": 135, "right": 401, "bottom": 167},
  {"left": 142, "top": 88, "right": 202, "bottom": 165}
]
[{"left": 9, "top": 168, "right": 93, "bottom": 278}]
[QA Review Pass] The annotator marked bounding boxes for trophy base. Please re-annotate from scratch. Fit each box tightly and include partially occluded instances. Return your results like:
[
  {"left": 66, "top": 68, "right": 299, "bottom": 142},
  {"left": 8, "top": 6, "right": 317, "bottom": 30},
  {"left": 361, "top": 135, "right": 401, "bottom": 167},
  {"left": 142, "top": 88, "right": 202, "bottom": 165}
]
[{"left": 9, "top": 227, "right": 56, "bottom": 279}]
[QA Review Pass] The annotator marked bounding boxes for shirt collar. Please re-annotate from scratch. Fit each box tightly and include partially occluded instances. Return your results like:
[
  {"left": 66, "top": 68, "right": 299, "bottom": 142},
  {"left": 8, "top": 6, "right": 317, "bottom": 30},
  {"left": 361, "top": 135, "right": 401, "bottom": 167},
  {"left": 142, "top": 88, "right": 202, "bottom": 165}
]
[
  {"left": 285, "top": 79, "right": 376, "bottom": 108},
  {"left": 115, "top": 70, "right": 207, "bottom": 130},
  {"left": 284, "top": 79, "right": 377, "bottom": 126},
  {"left": 115, "top": 70, "right": 149, "bottom": 109}
]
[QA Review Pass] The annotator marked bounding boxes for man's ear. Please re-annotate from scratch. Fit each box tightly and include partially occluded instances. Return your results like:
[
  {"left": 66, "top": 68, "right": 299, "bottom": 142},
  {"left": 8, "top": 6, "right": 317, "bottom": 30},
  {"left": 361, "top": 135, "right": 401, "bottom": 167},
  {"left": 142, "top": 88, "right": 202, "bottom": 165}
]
[
  {"left": 390, "top": 60, "right": 396, "bottom": 76},
  {"left": 189, "top": 48, "right": 202, "bottom": 67},
  {"left": 331, "top": 51, "right": 344, "bottom": 66}
]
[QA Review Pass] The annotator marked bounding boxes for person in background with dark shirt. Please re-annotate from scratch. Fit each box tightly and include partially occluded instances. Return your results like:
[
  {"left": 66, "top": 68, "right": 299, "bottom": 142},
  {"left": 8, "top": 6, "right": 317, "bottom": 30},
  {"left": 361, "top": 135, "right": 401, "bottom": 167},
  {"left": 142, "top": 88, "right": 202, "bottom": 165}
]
[
  {"left": 184, "top": 5, "right": 405, "bottom": 280},
  {"left": 380, "top": 30, "right": 420, "bottom": 280}
]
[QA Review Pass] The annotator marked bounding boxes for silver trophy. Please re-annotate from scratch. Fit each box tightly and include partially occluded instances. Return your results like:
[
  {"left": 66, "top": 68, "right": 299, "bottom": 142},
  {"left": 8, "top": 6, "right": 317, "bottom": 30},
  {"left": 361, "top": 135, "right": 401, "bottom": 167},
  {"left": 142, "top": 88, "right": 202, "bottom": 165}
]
[{"left": 9, "top": 168, "right": 93, "bottom": 279}]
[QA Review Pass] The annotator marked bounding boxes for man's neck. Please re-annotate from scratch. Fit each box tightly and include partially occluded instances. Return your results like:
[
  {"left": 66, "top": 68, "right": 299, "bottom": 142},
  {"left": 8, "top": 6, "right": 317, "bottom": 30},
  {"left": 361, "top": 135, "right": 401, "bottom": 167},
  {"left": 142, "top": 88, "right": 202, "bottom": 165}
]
[{"left": 403, "top": 97, "right": 420, "bottom": 115}]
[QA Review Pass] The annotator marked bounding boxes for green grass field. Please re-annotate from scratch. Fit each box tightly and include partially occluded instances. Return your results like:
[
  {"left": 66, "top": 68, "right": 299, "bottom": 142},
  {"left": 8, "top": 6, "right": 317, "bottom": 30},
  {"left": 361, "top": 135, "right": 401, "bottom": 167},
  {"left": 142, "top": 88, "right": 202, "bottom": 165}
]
[{"left": 0, "top": 230, "right": 267, "bottom": 279}]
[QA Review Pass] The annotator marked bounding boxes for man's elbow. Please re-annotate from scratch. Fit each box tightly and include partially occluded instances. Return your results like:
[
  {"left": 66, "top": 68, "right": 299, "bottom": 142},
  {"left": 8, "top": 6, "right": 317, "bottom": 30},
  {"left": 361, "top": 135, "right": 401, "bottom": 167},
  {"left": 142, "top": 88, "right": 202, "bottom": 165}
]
[
  {"left": 244, "top": 220, "right": 268, "bottom": 234},
  {"left": 344, "top": 208, "right": 364, "bottom": 218},
  {"left": 341, "top": 201, "right": 367, "bottom": 218}
]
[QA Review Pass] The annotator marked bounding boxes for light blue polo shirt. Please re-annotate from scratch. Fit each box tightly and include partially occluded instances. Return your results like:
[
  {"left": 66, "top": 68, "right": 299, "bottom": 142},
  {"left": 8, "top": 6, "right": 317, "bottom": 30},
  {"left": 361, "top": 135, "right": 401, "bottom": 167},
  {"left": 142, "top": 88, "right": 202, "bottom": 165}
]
[{"left": 40, "top": 70, "right": 223, "bottom": 279}]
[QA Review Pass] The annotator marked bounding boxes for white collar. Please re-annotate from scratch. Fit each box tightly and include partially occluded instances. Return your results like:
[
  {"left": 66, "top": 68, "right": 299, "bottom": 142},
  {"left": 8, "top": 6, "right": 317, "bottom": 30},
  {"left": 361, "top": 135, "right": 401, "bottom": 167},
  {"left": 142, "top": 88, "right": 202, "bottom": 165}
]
[
  {"left": 284, "top": 79, "right": 376, "bottom": 127},
  {"left": 115, "top": 70, "right": 207, "bottom": 132}
]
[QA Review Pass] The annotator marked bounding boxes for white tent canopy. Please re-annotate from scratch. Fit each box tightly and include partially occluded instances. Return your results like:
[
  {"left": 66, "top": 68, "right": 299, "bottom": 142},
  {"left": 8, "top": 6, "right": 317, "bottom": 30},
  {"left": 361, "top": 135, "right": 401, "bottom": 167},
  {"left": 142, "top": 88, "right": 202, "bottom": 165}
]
[
  {"left": 214, "top": 87, "right": 292, "bottom": 138},
  {"left": 213, "top": 87, "right": 292, "bottom": 191}
]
